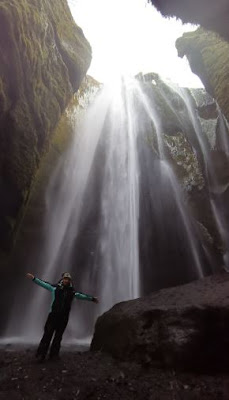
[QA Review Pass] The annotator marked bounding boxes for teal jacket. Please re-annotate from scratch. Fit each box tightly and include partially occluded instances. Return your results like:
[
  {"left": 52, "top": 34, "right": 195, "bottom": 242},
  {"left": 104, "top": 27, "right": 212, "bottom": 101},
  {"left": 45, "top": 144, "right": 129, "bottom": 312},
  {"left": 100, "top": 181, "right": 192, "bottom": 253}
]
[{"left": 33, "top": 277, "right": 94, "bottom": 314}]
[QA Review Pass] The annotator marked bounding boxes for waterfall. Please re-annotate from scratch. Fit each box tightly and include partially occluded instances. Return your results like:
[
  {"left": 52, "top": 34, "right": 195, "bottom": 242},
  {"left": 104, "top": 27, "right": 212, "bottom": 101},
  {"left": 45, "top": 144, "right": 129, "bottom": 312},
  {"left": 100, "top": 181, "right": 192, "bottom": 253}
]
[
  {"left": 169, "top": 84, "right": 229, "bottom": 270},
  {"left": 4, "top": 76, "right": 210, "bottom": 344}
]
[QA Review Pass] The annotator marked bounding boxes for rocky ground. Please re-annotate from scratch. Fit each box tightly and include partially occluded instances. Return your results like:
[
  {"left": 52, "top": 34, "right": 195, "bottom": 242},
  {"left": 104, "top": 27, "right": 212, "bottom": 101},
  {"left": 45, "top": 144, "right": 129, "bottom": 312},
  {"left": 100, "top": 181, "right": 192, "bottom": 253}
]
[
  {"left": 2, "top": 273, "right": 229, "bottom": 400},
  {"left": 0, "top": 347, "right": 228, "bottom": 400}
]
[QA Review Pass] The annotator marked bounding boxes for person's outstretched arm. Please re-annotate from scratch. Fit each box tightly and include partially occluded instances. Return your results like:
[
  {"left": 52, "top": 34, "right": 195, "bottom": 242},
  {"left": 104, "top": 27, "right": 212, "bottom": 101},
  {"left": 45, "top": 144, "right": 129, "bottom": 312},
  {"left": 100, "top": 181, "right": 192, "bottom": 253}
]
[
  {"left": 26, "top": 273, "right": 55, "bottom": 292},
  {"left": 74, "top": 291, "right": 99, "bottom": 303}
]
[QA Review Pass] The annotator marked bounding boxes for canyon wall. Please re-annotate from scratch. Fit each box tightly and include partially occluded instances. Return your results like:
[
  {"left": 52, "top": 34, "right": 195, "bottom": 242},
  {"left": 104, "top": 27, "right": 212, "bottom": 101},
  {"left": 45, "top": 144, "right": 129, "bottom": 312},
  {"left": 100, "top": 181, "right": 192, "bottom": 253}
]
[{"left": 0, "top": 0, "right": 91, "bottom": 252}]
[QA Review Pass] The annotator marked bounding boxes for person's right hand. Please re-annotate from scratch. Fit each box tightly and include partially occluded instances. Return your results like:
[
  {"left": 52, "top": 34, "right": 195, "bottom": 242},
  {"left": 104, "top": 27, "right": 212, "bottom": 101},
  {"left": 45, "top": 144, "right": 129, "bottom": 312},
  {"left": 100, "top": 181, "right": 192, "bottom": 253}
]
[
  {"left": 93, "top": 297, "right": 99, "bottom": 304},
  {"left": 26, "top": 273, "right": 34, "bottom": 280}
]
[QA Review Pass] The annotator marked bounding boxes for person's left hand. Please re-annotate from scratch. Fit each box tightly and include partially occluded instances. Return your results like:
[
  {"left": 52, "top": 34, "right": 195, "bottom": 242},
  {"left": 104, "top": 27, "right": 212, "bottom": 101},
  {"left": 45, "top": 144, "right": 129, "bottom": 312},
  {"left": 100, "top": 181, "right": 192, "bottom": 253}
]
[{"left": 26, "top": 273, "right": 34, "bottom": 280}]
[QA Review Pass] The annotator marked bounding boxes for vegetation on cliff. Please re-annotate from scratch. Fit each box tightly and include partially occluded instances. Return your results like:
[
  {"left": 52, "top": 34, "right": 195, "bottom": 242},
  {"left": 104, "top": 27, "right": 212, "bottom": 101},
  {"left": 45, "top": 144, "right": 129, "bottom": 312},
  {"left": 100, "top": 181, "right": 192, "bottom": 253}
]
[
  {"left": 7, "top": 76, "right": 100, "bottom": 280},
  {"left": 138, "top": 74, "right": 223, "bottom": 264},
  {"left": 176, "top": 28, "right": 229, "bottom": 124},
  {"left": 0, "top": 0, "right": 91, "bottom": 249}
]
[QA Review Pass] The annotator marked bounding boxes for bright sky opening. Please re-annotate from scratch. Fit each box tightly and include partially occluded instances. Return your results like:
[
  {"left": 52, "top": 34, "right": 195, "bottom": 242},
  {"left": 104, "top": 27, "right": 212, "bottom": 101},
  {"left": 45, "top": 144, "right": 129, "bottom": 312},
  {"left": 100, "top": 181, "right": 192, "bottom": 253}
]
[{"left": 68, "top": 0, "right": 203, "bottom": 88}]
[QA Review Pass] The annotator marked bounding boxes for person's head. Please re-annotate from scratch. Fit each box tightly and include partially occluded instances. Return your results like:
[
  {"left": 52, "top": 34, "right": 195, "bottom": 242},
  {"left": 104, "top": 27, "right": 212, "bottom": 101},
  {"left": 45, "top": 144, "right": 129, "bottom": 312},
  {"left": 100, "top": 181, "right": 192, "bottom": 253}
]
[{"left": 61, "top": 272, "right": 72, "bottom": 286}]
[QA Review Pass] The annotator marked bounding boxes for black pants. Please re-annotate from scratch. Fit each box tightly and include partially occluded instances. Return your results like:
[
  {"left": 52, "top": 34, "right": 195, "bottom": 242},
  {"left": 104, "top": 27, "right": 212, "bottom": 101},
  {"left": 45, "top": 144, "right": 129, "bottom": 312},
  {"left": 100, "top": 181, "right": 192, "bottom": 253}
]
[{"left": 36, "top": 312, "right": 69, "bottom": 359}]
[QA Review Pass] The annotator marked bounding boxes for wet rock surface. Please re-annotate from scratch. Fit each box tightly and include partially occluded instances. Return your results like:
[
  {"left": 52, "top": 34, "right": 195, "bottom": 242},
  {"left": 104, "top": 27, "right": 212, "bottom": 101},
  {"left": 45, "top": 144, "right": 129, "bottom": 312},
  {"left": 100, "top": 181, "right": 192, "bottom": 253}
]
[
  {"left": 176, "top": 28, "right": 229, "bottom": 124},
  {"left": 136, "top": 76, "right": 222, "bottom": 270},
  {"left": 0, "top": 0, "right": 91, "bottom": 250},
  {"left": 91, "top": 273, "right": 229, "bottom": 372},
  {"left": 0, "top": 347, "right": 227, "bottom": 399}
]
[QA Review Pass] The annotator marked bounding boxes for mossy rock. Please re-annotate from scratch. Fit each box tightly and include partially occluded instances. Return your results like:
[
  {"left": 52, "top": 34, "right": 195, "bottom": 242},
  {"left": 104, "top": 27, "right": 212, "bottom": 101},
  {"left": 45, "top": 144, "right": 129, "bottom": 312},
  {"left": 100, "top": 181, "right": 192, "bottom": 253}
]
[
  {"left": 139, "top": 76, "right": 191, "bottom": 137},
  {"left": 140, "top": 74, "right": 222, "bottom": 260},
  {"left": 176, "top": 28, "right": 229, "bottom": 123},
  {"left": 10, "top": 76, "right": 100, "bottom": 267},
  {"left": 0, "top": 0, "right": 91, "bottom": 250}
]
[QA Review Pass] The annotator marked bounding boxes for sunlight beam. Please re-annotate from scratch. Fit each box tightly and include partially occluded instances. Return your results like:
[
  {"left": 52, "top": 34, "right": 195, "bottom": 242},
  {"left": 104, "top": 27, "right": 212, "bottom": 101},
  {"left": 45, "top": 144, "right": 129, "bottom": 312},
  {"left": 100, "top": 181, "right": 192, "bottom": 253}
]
[{"left": 68, "top": 0, "right": 202, "bottom": 87}]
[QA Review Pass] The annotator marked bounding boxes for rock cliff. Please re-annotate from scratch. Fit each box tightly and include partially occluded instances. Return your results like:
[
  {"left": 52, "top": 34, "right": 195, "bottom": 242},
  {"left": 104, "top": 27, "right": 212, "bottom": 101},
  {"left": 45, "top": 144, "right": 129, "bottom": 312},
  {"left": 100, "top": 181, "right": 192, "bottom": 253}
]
[
  {"left": 149, "top": 0, "right": 229, "bottom": 41},
  {"left": 0, "top": 75, "right": 100, "bottom": 328},
  {"left": 136, "top": 75, "right": 223, "bottom": 281},
  {"left": 176, "top": 28, "right": 229, "bottom": 124},
  {"left": 0, "top": 0, "right": 91, "bottom": 250}
]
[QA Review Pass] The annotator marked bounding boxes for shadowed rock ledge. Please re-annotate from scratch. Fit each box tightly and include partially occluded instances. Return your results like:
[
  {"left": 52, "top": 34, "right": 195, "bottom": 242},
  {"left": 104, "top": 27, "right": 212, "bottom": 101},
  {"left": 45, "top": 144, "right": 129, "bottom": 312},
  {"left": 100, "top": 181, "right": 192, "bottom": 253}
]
[
  {"left": 0, "top": 0, "right": 91, "bottom": 250},
  {"left": 149, "top": 0, "right": 229, "bottom": 42},
  {"left": 91, "top": 273, "right": 229, "bottom": 372}
]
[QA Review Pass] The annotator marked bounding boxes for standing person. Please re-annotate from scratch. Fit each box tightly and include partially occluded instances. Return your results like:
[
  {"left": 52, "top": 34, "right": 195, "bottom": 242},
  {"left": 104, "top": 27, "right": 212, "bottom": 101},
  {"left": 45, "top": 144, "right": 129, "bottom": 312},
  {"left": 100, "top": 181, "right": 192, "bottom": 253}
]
[{"left": 26, "top": 272, "right": 98, "bottom": 362}]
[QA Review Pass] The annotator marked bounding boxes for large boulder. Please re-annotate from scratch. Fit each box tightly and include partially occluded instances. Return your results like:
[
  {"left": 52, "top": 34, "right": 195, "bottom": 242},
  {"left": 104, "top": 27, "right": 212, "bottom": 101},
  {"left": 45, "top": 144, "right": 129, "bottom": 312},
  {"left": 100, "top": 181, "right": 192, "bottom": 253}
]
[
  {"left": 0, "top": 0, "right": 91, "bottom": 250},
  {"left": 91, "top": 273, "right": 229, "bottom": 371}
]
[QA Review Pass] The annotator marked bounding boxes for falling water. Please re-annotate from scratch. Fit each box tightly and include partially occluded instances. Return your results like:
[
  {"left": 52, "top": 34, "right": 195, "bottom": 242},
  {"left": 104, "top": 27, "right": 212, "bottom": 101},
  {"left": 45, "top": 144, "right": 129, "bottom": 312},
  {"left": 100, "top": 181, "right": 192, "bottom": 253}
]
[
  {"left": 4, "top": 76, "right": 209, "bottom": 344},
  {"left": 169, "top": 84, "right": 229, "bottom": 270}
]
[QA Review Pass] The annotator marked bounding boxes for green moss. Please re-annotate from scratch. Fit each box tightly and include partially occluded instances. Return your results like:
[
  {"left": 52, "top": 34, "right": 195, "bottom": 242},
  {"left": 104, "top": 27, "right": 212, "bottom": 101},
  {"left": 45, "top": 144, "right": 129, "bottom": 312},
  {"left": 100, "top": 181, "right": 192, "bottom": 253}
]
[
  {"left": 0, "top": 0, "right": 91, "bottom": 250},
  {"left": 164, "top": 133, "right": 204, "bottom": 191},
  {"left": 176, "top": 28, "right": 229, "bottom": 122},
  {"left": 140, "top": 77, "right": 193, "bottom": 139},
  {"left": 51, "top": 97, "right": 78, "bottom": 154},
  {"left": 12, "top": 76, "right": 99, "bottom": 252}
]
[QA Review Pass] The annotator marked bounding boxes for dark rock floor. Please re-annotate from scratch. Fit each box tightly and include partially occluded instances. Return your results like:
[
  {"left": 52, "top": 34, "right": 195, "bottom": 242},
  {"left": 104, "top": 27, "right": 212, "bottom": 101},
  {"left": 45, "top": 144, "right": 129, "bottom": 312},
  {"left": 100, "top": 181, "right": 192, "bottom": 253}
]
[{"left": 0, "top": 347, "right": 228, "bottom": 400}]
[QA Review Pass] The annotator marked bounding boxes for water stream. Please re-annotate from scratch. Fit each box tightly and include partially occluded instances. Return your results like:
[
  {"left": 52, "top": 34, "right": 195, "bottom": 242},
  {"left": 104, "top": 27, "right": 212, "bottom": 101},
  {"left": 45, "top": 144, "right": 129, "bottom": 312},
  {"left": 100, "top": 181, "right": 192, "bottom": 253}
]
[
  {"left": 4, "top": 76, "right": 214, "bottom": 343},
  {"left": 170, "top": 84, "right": 229, "bottom": 270}
]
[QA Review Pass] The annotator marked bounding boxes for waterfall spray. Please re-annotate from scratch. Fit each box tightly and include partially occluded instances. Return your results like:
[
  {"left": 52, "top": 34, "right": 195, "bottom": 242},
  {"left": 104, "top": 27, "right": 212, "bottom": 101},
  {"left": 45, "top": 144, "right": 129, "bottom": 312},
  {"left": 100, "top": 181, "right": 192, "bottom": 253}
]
[{"left": 4, "top": 76, "right": 209, "bottom": 344}]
